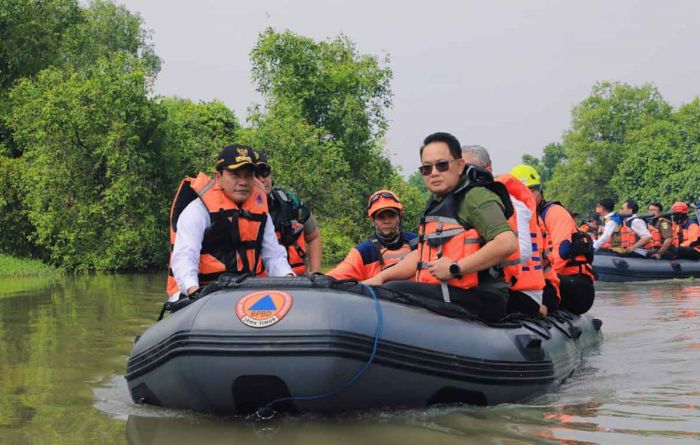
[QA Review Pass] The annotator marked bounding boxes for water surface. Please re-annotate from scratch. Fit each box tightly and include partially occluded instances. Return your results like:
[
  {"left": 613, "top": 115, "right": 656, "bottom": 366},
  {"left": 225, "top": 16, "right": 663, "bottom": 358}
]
[{"left": 0, "top": 274, "right": 698, "bottom": 444}]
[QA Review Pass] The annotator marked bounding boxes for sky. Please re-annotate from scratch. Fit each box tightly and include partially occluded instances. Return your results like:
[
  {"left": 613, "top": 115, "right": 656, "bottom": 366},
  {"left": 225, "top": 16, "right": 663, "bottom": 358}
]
[{"left": 119, "top": 0, "right": 700, "bottom": 176}]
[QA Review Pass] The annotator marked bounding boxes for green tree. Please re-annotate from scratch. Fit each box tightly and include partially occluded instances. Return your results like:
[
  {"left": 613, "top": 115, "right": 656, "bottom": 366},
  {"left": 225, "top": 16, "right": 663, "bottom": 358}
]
[
  {"left": 8, "top": 54, "right": 168, "bottom": 270},
  {"left": 547, "top": 82, "right": 672, "bottom": 213},
  {"left": 159, "top": 97, "right": 240, "bottom": 189},
  {"left": 522, "top": 142, "right": 565, "bottom": 183},
  {"left": 612, "top": 99, "right": 700, "bottom": 208}
]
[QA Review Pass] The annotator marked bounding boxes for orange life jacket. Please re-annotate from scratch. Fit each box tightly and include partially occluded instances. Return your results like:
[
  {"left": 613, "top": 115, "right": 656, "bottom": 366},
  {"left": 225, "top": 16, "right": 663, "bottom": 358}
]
[
  {"left": 596, "top": 213, "right": 622, "bottom": 249},
  {"left": 619, "top": 216, "right": 642, "bottom": 249},
  {"left": 416, "top": 170, "right": 514, "bottom": 289},
  {"left": 539, "top": 202, "right": 595, "bottom": 280},
  {"left": 268, "top": 187, "right": 309, "bottom": 275},
  {"left": 496, "top": 174, "right": 545, "bottom": 292},
  {"left": 537, "top": 214, "right": 561, "bottom": 300},
  {"left": 645, "top": 222, "right": 662, "bottom": 249},
  {"left": 579, "top": 223, "right": 598, "bottom": 241},
  {"left": 327, "top": 233, "right": 418, "bottom": 281},
  {"left": 679, "top": 220, "right": 700, "bottom": 252},
  {"left": 166, "top": 172, "right": 269, "bottom": 297}
]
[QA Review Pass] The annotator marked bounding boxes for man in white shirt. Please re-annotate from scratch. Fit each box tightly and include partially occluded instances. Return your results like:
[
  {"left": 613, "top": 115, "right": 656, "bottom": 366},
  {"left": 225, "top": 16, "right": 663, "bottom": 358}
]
[
  {"left": 592, "top": 198, "right": 621, "bottom": 251},
  {"left": 616, "top": 199, "right": 652, "bottom": 257},
  {"left": 169, "top": 145, "right": 293, "bottom": 300}
]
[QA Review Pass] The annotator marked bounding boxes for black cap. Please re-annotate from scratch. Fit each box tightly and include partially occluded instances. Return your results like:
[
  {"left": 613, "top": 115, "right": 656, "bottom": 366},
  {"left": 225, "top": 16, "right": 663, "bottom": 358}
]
[
  {"left": 216, "top": 145, "right": 256, "bottom": 171},
  {"left": 251, "top": 148, "right": 269, "bottom": 166}
]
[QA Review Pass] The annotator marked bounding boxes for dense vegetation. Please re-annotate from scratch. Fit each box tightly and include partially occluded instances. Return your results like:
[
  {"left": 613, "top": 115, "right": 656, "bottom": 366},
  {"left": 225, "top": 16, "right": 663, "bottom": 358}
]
[
  {"left": 0, "top": 0, "right": 424, "bottom": 270},
  {"left": 523, "top": 82, "right": 700, "bottom": 216}
]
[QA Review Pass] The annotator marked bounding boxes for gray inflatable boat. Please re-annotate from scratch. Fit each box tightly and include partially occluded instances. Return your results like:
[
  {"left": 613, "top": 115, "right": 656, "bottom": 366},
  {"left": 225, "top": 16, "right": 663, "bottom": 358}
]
[
  {"left": 126, "top": 276, "right": 602, "bottom": 415},
  {"left": 593, "top": 250, "right": 700, "bottom": 282}
]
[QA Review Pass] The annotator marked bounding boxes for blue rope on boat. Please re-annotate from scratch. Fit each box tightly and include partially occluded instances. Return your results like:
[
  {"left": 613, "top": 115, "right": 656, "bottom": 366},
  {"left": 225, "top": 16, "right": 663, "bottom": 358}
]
[{"left": 255, "top": 284, "right": 383, "bottom": 420}]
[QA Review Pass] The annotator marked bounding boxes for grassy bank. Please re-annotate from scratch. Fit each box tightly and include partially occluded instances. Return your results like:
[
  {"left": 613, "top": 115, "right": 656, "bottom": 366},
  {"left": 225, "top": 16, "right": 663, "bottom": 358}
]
[{"left": 0, "top": 254, "right": 60, "bottom": 278}]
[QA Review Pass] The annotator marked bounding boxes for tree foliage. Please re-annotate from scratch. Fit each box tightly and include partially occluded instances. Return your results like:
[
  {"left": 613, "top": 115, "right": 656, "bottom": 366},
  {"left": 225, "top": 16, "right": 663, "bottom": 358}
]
[{"left": 8, "top": 54, "right": 168, "bottom": 270}]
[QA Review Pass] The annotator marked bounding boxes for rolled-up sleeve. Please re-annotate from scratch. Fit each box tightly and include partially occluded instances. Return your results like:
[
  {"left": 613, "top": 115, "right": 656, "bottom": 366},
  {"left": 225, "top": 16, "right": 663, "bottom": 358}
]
[
  {"left": 171, "top": 200, "right": 210, "bottom": 295},
  {"left": 261, "top": 214, "right": 294, "bottom": 276}
]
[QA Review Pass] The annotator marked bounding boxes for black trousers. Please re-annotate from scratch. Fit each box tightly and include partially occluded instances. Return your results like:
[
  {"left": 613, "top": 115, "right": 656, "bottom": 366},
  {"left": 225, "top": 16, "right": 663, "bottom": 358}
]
[
  {"left": 382, "top": 281, "right": 506, "bottom": 322},
  {"left": 558, "top": 273, "right": 595, "bottom": 315},
  {"left": 670, "top": 246, "right": 700, "bottom": 261},
  {"left": 506, "top": 280, "right": 560, "bottom": 316}
]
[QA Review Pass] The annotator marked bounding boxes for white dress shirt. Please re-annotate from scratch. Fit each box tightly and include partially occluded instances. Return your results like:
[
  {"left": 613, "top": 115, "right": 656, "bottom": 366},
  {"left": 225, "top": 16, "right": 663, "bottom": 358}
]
[
  {"left": 593, "top": 212, "right": 619, "bottom": 251},
  {"left": 626, "top": 214, "right": 651, "bottom": 255},
  {"left": 171, "top": 199, "right": 293, "bottom": 297}
]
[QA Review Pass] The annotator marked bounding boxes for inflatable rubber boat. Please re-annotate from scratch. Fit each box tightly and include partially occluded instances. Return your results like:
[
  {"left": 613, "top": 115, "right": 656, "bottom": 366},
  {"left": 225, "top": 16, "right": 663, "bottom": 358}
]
[
  {"left": 126, "top": 276, "right": 602, "bottom": 415},
  {"left": 593, "top": 250, "right": 700, "bottom": 282}
]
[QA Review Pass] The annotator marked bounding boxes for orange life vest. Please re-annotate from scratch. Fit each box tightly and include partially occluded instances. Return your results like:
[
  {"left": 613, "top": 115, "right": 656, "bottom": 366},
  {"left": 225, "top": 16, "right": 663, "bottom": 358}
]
[
  {"left": 539, "top": 202, "right": 595, "bottom": 280},
  {"left": 537, "top": 214, "right": 561, "bottom": 300},
  {"left": 496, "top": 174, "right": 545, "bottom": 292},
  {"left": 679, "top": 220, "right": 700, "bottom": 252},
  {"left": 327, "top": 233, "right": 418, "bottom": 281},
  {"left": 416, "top": 170, "right": 514, "bottom": 289},
  {"left": 579, "top": 223, "right": 598, "bottom": 241},
  {"left": 268, "top": 187, "right": 309, "bottom": 275},
  {"left": 166, "top": 172, "right": 269, "bottom": 297},
  {"left": 645, "top": 222, "right": 662, "bottom": 249},
  {"left": 619, "top": 216, "right": 642, "bottom": 249}
]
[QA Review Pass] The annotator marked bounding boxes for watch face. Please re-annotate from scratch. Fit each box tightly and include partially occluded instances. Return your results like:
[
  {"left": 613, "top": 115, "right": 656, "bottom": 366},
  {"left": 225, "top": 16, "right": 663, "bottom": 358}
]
[{"left": 449, "top": 263, "right": 460, "bottom": 277}]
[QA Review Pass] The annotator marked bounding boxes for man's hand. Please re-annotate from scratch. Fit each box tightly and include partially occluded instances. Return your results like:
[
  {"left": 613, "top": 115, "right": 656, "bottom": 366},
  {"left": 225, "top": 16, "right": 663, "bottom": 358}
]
[
  {"left": 427, "top": 256, "right": 454, "bottom": 281},
  {"left": 652, "top": 253, "right": 662, "bottom": 260},
  {"left": 539, "top": 305, "right": 548, "bottom": 317},
  {"left": 186, "top": 285, "right": 199, "bottom": 296},
  {"left": 611, "top": 247, "right": 626, "bottom": 255}
]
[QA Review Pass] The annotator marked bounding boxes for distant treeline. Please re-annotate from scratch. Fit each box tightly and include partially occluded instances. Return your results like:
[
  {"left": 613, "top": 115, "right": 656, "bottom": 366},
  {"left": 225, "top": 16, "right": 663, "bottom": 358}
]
[{"left": 522, "top": 82, "right": 700, "bottom": 217}]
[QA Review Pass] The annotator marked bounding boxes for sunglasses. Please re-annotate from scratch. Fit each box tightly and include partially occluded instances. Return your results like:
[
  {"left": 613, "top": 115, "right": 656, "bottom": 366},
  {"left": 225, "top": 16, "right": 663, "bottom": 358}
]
[
  {"left": 368, "top": 192, "right": 401, "bottom": 209},
  {"left": 255, "top": 163, "right": 272, "bottom": 178},
  {"left": 418, "top": 159, "right": 457, "bottom": 176}
]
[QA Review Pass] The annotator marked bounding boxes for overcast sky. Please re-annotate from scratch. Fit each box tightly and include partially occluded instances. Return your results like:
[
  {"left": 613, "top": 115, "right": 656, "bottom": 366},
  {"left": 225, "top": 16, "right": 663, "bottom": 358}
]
[{"left": 119, "top": 0, "right": 700, "bottom": 176}]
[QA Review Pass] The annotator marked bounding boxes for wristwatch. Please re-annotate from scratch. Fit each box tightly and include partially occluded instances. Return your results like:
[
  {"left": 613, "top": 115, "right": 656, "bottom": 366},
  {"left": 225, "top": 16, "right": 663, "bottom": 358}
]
[{"left": 449, "top": 262, "right": 462, "bottom": 279}]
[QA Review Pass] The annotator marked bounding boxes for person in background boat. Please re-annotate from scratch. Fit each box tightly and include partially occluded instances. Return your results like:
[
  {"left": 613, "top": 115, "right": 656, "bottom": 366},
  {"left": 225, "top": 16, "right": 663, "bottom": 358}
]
[
  {"left": 363, "top": 132, "right": 518, "bottom": 322},
  {"left": 251, "top": 149, "right": 322, "bottom": 275},
  {"left": 611, "top": 199, "right": 651, "bottom": 257},
  {"left": 327, "top": 190, "right": 417, "bottom": 281},
  {"left": 166, "top": 145, "right": 293, "bottom": 300},
  {"left": 668, "top": 202, "right": 700, "bottom": 261},
  {"left": 462, "top": 145, "right": 555, "bottom": 317},
  {"left": 592, "top": 198, "right": 622, "bottom": 251},
  {"left": 645, "top": 202, "right": 675, "bottom": 260},
  {"left": 510, "top": 164, "right": 595, "bottom": 315},
  {"left": 579, "top": 215, "right": 599, "bottom": 241}
]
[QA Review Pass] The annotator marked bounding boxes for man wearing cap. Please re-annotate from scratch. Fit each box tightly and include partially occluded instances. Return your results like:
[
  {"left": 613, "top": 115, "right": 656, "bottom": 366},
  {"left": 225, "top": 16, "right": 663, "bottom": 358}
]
[
  {"left": 668, "top": 202, "right": 700, "bottom": 260},
  {"left": 165, "top": 144, "right": 293, "bottom": 300},
  {"left": 327, "top": 190, "right": 417, "bottom": 281},
  {"left": 251, "top": 149, "right": 322, "bottom": 275},
  {"left": 645, "top": 202, "right": 675, "bottom": 259}
]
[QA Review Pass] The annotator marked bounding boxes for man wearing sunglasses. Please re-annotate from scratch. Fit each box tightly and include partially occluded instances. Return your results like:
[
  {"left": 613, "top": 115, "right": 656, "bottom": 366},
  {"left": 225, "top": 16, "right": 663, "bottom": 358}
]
[
  {"left": 166, "top": 145, "right": 293, "bottom": 300},
  {"left": 364, "top": 132, "right": 518, "bottom": 322},
  {"left": 328, "top": 190, "right": 417, "bottom": 281},
  {"left": 251, "top": 149, "right": 322, "bottom": 275}
]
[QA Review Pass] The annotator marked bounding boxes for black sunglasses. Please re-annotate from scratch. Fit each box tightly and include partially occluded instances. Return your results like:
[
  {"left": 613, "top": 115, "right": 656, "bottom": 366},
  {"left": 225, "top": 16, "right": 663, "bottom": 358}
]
[
  {"left": 368, "top": 192, "right": 401, "bottom": 209},
  {"left": 418, "top": 159, "right": 457, "bottom": 176},
  {"left": 255, "top": 163, "right": 272, "bottom": 178}
]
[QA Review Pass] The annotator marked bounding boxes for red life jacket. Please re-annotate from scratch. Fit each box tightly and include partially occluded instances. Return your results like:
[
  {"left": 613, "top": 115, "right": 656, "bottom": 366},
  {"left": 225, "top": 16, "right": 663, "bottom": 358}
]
[
  {"left": 496, "top": 174, "right": 545, "bottom": 292},
  {"left": 166, "top": 172, "right": 269, "bottom": 297},
  {"left": 416, "top": 169, "right": 514, "bottom": 289},
  {"left": 619, "top": 216, "right": 641, "bottom": 249}
]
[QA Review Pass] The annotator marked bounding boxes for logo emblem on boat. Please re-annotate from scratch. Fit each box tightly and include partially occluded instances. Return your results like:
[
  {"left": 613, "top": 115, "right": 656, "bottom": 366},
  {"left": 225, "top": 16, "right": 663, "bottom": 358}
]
[{"left": 236, "top": 290, "right": 293, "bottom": 328}]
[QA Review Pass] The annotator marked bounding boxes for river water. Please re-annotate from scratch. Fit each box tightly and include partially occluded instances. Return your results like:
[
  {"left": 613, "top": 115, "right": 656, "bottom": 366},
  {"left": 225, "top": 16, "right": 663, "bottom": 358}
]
[{"left": 0, "top": 274, "right": 698, "bottom": 444}]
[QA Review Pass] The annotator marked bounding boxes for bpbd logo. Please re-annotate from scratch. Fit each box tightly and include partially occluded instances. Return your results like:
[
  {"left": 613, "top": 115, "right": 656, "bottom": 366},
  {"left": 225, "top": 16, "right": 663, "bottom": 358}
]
[{"left": 236, "top": 290, "right": 293, "bottom": 328}]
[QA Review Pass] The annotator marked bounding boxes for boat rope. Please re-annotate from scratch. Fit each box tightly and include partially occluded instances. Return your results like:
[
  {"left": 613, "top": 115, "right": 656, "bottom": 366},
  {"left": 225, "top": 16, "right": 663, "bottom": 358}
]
[{"left": 254, "top": 284, "right": 384, "bottom": 420}]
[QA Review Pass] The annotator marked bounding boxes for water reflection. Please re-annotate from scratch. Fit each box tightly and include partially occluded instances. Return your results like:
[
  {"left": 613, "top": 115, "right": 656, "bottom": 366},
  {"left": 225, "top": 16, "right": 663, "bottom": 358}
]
[{"left": 1, "top": 276, "right": 699, "bottom": 444}]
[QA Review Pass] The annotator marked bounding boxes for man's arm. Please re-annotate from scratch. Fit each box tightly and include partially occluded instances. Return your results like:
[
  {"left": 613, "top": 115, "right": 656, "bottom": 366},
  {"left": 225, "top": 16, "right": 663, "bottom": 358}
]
[
  {"left": 303, "top": 215, "right": 322, "bottom": 273},
  {"left": 171, "top": 200, "right": 209, "bottom": 295},
  {"left": 363, "top": 250, "right": 418, "bottom": 285},
  {"left": 593, "top": 220, "right": 617, "bottom": 250},
  {"left": 261, "top": 214, "right": 294, "bottom": 276}
]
